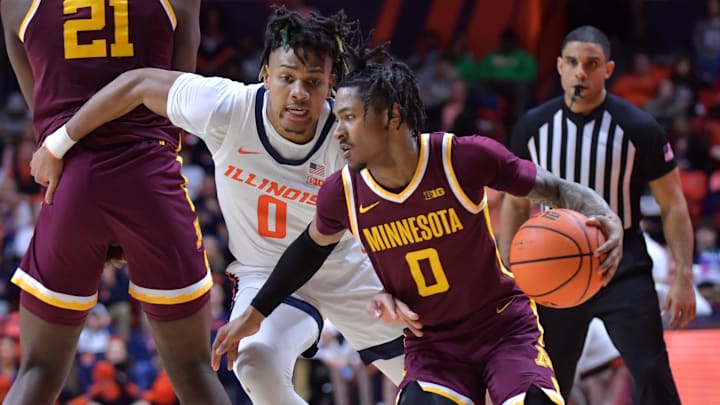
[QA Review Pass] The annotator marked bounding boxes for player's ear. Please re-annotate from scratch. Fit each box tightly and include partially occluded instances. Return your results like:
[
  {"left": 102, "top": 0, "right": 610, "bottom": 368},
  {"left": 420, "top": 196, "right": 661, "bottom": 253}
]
[
  {"left": 261, "top": 65, "right": 270, "bottom": 89},
  {"left": 556, "top": 56, "right": 564, "bottom": 76},
  {"left": 604, "top": 60, "right": 616, "bottom": 80},
  {"left": 389, "top": 103, "right": 401, "bottom": 128},
  {"left": 327, "top": 74, "right": 337, "bottom": 98}
]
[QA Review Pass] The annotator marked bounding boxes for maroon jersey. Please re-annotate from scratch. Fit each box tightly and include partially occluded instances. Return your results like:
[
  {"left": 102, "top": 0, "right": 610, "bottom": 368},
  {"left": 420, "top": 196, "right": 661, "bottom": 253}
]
[
  {"left": 20, "top": 0, "right": 180, "bottom": 148},
  {"left": 317, "top": 132, "right": 537, "bottom": 334}
]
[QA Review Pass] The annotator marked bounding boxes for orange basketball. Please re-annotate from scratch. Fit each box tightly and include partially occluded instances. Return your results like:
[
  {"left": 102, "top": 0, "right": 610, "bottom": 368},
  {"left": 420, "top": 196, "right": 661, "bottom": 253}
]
[{"left": 508, "top": 209, "right": 605, "bottom": 308}]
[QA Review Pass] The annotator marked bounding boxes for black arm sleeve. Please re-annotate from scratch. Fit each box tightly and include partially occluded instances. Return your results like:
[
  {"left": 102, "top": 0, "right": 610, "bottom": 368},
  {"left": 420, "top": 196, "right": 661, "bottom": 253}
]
[{"left": 251, "top": 227, "right": 338, "bottom": 317}]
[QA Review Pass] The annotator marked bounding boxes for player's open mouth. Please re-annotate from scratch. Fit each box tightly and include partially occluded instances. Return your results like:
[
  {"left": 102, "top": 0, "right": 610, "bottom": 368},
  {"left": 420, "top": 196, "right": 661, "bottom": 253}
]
[
  {"left": 340, "top": 143, "right": 352, "bottom": 158},
  {"left": 286, "top": 107, "right": 309, "bottom": 120}
]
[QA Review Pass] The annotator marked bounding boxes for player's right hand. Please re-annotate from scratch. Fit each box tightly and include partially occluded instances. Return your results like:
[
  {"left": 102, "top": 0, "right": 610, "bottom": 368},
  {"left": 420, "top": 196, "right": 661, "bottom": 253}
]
[
  {"left": 30, "top": 145, "right": 64, "bottom": 204},
  {"left": 368, "top": 292, "right": 423, "bottom": 337},
  {"left": 211, "top": 306, "right": 265, "bottom": 371}
]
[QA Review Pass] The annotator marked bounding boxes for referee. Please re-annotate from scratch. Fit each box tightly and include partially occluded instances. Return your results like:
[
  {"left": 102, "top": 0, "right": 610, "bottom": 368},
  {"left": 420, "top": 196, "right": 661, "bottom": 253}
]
[{"left": 499, "top": 26, "right": 696, "bottom": 404}]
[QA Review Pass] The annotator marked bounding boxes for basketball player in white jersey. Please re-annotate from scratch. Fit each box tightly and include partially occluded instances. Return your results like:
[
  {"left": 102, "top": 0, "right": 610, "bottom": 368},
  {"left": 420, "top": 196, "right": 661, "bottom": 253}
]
[{"left": 29, "top": 8, "right": 404, "bottom": 404}]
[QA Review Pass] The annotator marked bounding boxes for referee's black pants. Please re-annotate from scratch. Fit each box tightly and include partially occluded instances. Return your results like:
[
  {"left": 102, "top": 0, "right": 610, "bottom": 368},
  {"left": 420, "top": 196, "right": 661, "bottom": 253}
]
[{"left": 538, "top": 271, "right": 681, "bottom": 405}]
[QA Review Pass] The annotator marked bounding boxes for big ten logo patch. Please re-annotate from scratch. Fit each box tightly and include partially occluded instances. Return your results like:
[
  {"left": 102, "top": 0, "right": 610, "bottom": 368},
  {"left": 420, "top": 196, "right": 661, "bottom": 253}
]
[
  {"left": 306, "top": 176, "right": 324, "bottom": 187},
  {"left": 541, "top": 211, "right": 562, "bottom": 221},
  {"left": 423, "top": 187, "right": 445, "bottom": 200}
]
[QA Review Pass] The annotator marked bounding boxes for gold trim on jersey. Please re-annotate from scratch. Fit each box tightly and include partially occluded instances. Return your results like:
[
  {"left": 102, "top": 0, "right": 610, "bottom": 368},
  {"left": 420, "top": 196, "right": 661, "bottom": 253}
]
[
  {"left": 11, "top": 268, "right": 98, "bottom": 311},
  {"left": 341, "top": 166, "right": 361, "bottom": 241},
  {"left": 129, "top": 268, "right": 213, "bottom": 304},
  {"left": 482, "top": 203, "right": 514, "bottom": 279},
  {"left": 416, "top": 381, "right": 474, "bottom": 405},
  {"left": 441, "top": 133, "right": 487, "bottom": 214},
  {"left": 360, "top": 133, "right": 430, "bottom": 203},
  {"left": 18, "top": 0, "right": 41, "bottom": 42},
  {"left": 159, "top": 0, "right": 177, "bottom": 29}
]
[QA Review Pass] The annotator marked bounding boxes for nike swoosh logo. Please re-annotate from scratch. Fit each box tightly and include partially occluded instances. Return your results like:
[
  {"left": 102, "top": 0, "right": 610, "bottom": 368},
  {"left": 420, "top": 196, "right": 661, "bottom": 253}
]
[
  {"left": 238, "top": 147, "right": 260, "bottom": 155},
  {"left": 358, "top": 201, "right": 381, "bottom": 214},
  {"left": 496, "top": 297, "right": 515, "bottom": 314}
]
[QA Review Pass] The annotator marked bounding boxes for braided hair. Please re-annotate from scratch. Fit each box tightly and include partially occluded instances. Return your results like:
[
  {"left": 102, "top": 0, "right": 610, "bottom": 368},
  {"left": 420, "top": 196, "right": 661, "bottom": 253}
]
[
  {"left": 260, "top": 6, "right": 357, "bottom": 81},
  {"left": 338, "top": 44, "right": 426, "bottom": 134}
]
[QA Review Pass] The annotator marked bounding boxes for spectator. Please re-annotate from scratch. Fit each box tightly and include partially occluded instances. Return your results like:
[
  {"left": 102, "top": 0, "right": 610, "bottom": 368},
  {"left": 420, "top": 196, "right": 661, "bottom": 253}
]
[
  {"left": 569, "top": 319, "right": 632, "bottom": 405},
  {"left": 197, "top": 6, "right": 237, "bottom": 76},
  {"left": 408, "top": 30, "right": 443, "bottom": 73},
  {"left": 670, "top": 52, "right": 707, "bottom": 117},
  {"left": 476, "top": 28, "right": 537, "bottom": 126},
  {"left": 0, "top": 92, "right": 30, "bottom": 150},
  {"left": 3, "top": 127, "right": 41, "bottom": 197},
  {"left": 693, "top": 0, "right": 720, "bottom": 84},
  {"left": 76, "top": 303, "right": 115, "bottom": 393},
  {"left": 417, "top": 55, "right": 459, "bottom": 110},
  {"left": 315, "top": 322, "right": 374, "bottom": 405},
  {"left": 611, "top": 50, "right": 666, "bottom": 108},
  {"left": 127, "top": 314, "right": 159, "bottom": 392},
  {"left": 0, "top": 335, "right": 19, "bottom": 381},
  {"left": 695, "top": 219, "right": 720, "bottom": 285},
  {"left": 98, "top": 263, "right": 132, "bottom": 341},
  {"left": 669, "top": 114, "right": 710, "bottom": 172},
  {"left": 645, "top": 79, "right": 684, "bottom": 132},
  {"left": 85, "top": 360, "right": 140, "bottom": 405}
]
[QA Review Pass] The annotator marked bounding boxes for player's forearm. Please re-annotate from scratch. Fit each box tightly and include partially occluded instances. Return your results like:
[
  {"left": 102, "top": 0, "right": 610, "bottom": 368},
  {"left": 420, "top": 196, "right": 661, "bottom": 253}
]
[
  {"left": 661, "top": 203, "right": 694, "bottom": 279},
  {"left": 498, "top": 195, "right": 531, "bottom": 264},
  {"left": 527, "top": 166, "right": 615, "bottom": 218},
  {"left": 251, "top": 227, "right": 338, "bottom": 316},
  {"left": 65, "top": 68, "right": 181, "bottom": 142}
]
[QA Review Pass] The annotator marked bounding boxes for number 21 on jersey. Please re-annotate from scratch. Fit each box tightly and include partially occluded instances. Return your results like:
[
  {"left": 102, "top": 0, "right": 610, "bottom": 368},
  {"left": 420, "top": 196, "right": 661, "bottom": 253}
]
[{"left": 64, "top": 0, "right": 134, "bottom": 59}]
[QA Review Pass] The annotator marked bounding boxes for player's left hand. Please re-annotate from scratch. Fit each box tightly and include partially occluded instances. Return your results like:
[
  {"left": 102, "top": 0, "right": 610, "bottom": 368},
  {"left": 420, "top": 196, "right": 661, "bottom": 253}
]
[
  {"left": 587, "top": 213, "right": 623, "bottom": 286},
  {"left": 663, "top": 270, "right": 696, "bottom": 329},
  {"left": 211, "top": 306, "right": 265, "bottom": 371},
  {"left": 30, "top": 145, "right": 64, "bottom": 204},
  {"left": 368, "top": 292, "right": 423, "bottom": 337}
]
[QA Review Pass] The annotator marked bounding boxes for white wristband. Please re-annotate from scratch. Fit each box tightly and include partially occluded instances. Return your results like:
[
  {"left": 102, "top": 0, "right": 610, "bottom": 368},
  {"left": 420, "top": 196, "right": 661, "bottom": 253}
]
[{"left": 43, "top": 125, "right": 77, "bottom": 159}]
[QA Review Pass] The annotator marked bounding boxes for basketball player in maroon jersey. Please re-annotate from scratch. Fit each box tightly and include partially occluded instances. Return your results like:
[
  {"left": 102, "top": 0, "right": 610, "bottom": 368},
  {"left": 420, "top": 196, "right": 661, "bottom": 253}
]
[
  {"left": 212, "top": 46, "right": 624, "bottom": 404},
  {"left": 1, "top": 1, "right": 230, "bottom": 404}
]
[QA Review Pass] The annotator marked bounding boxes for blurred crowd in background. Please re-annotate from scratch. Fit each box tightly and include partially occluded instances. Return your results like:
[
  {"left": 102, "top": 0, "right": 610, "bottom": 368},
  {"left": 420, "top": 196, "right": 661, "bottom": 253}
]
[{"left": 0, "top": 0, "right": 719, "bottom": 404}]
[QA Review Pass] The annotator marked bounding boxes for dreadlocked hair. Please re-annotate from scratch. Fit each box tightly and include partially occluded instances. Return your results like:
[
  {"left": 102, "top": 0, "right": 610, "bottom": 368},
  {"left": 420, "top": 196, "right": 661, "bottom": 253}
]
[
  {"left": 260, "top": 6, "right": 357, "bottom": 81},
  {"left": 338, "top": 43, "right": 426, "bottom": 134}
]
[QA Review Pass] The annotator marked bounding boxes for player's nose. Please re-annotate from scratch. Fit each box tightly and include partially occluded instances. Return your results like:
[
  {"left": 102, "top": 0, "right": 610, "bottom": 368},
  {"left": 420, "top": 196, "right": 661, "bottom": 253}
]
[
  {"left": 333, "top": 122, "right": 347, "bottom": 140},
  {"left": 290, "top": 81, "right": 309, "bottom": 100}
]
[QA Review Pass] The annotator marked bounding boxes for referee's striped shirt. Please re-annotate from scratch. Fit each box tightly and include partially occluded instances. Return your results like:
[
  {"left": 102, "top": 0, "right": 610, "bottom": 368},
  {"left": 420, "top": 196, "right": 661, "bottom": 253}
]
[{"left": 510, "top": 94, "right": 676, "bottom": 274}]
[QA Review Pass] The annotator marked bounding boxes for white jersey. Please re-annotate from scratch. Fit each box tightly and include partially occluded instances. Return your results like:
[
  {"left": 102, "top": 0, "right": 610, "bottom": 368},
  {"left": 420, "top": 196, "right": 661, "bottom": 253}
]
[{"left": 166, "top": 74, "right": 403, "bottom": 355}]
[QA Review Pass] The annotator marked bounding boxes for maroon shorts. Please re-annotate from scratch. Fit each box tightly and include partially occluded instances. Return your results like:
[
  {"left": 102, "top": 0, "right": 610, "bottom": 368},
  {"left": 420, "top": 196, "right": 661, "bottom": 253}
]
[
  {"left": 13, "top": 141, "right": 212, "bottom": 323},
  {"left": 399, "top": 295, "right": 563, "bottom": 404}
]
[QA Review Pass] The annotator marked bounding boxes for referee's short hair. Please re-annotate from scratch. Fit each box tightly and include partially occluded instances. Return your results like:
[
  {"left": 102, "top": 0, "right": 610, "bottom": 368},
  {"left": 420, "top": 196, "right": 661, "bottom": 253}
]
[{"left": 561, "top": 25, "right": 611, "bottom": 60}]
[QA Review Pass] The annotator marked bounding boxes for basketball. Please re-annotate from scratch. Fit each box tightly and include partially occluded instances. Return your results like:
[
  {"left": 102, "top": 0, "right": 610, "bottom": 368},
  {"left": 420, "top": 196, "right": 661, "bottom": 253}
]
[{"left": 508, "top": 209, "right": 605, "bottom": 308}]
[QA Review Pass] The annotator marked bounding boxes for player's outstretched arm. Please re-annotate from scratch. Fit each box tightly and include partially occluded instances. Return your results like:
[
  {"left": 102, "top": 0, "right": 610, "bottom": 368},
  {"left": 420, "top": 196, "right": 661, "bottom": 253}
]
[
  {"left": 526, "top": 165, "right": 624, "bottom": 285},
  {"left": 29, "top": 68, "right": 185, "bottom": 203},
  {"left": 211, "top": 220, "right": 344, "bottom": 370}
]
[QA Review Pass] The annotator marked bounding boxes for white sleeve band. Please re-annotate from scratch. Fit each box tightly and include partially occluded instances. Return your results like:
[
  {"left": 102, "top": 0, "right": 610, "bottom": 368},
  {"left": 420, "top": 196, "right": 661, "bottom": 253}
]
[{"left": 43, "top": 125, "right": 77, "bottom": 159}]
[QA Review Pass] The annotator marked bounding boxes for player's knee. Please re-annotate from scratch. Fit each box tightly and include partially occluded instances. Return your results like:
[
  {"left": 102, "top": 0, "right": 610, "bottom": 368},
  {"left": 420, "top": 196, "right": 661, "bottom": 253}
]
[
  {"left": 16, "top": 361, "right": 68, "bottom": 392},
  {"left": 233, "top": 342, "right": 285, "bottom": 386}
]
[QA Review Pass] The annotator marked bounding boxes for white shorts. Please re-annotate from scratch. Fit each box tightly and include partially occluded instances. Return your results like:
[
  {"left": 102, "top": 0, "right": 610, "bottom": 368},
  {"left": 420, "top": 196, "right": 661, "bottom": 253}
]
[{"left": 226, "top": 241, "right": 404, "bottom": 363}]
